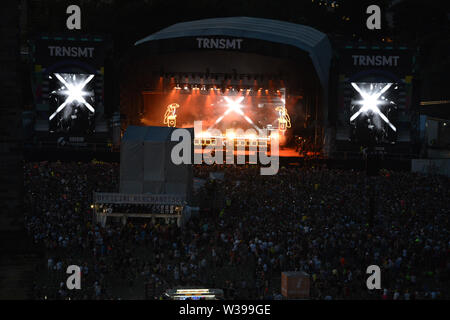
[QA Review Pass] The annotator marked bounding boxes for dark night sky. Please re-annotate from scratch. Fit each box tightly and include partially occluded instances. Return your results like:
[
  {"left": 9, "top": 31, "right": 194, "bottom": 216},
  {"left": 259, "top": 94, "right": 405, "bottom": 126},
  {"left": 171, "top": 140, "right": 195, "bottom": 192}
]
[
  {"left": 24, "top": 0, "right": 448, "bottom": 51},
  {"left": 22, "top": 0, "right": 450, "bottom": 106}
]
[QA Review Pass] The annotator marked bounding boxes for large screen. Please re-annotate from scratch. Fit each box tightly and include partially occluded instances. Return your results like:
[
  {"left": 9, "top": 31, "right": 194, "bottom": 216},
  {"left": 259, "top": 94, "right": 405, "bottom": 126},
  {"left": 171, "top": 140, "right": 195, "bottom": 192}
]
[
  {"left": 349, "top": 82, "right": 400, "bottom": 145},
  {"left": 48, "top": 72, "right": 96, "bottom": 135}
]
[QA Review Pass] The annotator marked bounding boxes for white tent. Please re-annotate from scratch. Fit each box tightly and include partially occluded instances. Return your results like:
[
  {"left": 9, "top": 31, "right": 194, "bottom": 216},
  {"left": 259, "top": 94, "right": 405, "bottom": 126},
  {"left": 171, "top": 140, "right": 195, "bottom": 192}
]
[{"left": 120, "top": 126, "right": 193, "bottom": 200}]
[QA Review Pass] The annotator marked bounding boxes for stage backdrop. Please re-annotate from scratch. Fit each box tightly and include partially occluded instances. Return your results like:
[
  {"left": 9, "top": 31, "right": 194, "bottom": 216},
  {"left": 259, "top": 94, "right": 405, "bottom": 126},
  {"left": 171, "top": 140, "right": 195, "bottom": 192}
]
[{"left": 120, "top": 126, "right": 193, "bottom": 200}]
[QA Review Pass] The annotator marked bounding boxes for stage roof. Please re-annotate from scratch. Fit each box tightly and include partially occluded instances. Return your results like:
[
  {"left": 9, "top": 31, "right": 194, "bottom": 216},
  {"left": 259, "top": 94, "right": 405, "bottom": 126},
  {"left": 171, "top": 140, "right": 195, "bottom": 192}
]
[{"left": 135, "top": 17, "right": 332, "bottom": 89}]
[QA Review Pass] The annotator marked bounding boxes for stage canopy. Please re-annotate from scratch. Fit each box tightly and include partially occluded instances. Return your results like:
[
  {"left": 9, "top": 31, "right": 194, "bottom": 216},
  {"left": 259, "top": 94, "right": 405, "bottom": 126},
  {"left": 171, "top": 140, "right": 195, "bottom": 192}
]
[{"left": 135, "top": 16, "right": 332, "bottom": 90}]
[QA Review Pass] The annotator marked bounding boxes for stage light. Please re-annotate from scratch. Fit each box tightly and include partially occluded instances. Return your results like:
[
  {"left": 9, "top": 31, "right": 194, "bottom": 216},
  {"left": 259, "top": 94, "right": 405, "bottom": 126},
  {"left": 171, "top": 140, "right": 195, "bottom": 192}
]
[
  {"left": 224, "top": 96, "right": 245, "bottom": 113},
  {"left": 210, "top": 96, "right": 257, "bottom": 131},
  {"left": 49, "top": 73, "right": 95, "bottom": 121},
  {"left": 226, "top": 130, "right": 236, "bottom": 140},
  {"left": 201, "top": 131, "right": 211, "bottom": 138},
  {"left": 176, "top": 289, "right": 211, "bottom": 294},
  {"left": 350, "top": 82, "right": 397, "bottom": 132}
]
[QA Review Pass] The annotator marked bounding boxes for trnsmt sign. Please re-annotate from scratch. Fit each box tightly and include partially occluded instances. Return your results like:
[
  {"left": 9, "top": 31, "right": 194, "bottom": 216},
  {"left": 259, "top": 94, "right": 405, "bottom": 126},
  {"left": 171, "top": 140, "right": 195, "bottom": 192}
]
[
  {"left": 48, "top": 46, "right": 95, "bottom": 58},
  {"left": 196, "top": 38, "right": 243, "bottom": 50},
  {"left": 352, "top": 55, "right": 400, "bottom": 67}
]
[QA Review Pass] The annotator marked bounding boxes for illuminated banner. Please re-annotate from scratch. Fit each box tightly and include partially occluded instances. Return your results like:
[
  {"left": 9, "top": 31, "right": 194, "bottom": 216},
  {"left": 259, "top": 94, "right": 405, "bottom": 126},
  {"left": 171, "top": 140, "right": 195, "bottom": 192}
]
[{"left": 93, "top": 192, "right": 186, "bottom": 205}]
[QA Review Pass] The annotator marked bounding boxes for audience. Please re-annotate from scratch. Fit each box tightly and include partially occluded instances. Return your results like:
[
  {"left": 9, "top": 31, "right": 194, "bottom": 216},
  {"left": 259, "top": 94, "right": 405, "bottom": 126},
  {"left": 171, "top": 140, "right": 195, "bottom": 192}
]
[{"left": 24, "top": 161, "right": 449, "bottom": 300}]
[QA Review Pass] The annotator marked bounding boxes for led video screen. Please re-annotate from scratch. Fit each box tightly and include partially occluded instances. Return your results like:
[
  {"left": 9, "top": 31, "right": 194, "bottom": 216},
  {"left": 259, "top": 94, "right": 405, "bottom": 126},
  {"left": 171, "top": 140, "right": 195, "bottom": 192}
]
[
  {"left": 349, "top": 82, "right": 400, "bottom": 145},
  {"left": 48, "top": 73, "right": 96, "bottom": 135}
]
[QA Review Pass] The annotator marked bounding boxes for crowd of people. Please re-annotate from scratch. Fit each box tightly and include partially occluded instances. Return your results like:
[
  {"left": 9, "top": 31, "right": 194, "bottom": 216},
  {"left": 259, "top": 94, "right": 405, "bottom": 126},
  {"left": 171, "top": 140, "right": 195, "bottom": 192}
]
[{"left": 24, "top": 161, "right": 449, "bottom": 300}]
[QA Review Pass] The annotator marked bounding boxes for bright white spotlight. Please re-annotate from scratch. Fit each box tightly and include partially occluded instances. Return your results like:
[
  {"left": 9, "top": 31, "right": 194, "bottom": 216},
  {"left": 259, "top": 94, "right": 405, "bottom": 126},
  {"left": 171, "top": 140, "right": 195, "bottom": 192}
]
[
  {"left": 226, "top": 130, "right": 236, "bottom": 140},
  {"left": 49, "top": 73, "right": 95, "bottom": 121},
  {"left": 212, "top": 97, "right": 244, "bottom": 126},
  {"left": 210, "top": 96, "right": 259, "bottom": 131},
  {"left": 350, "top": 82, "right": 396, "bottom": 132},
  {"left": 224, "top": 96, "right": 244, "bottom": 113}
]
